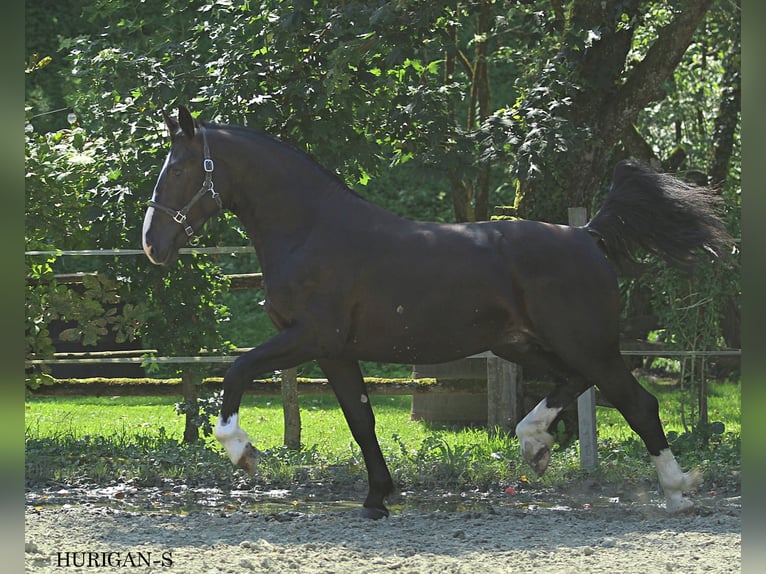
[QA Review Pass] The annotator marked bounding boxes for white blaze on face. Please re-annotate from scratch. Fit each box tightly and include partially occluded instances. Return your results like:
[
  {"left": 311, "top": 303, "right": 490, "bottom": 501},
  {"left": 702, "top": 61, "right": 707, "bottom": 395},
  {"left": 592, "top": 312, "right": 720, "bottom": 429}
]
[
  {"left": 141, "top": 206, "right": 158, "bottom": 261},
  {"left": 213, "top": 413, "right": 254, "bottom": 465},
  {"left": 142, "top": 151, "right": 171, "bottom": 263}
]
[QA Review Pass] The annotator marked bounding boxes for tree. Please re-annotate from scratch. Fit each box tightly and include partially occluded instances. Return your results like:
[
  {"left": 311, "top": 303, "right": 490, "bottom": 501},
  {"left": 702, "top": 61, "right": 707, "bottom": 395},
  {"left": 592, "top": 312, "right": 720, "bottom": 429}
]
[
  {"left": 619, "top": 0, "right": 741, "bottom": 357},
  {"left": 26, "top": 0, "right": 740, "bottom": 407},
  {"left": 507, "top": 0, "right": 717, "bottom": 223},
  {"left": 25, "top": 3, "right": 234, "bottom": 441},
  {"left": 24, "top": 122, "right": 148, "bottom": 387}
]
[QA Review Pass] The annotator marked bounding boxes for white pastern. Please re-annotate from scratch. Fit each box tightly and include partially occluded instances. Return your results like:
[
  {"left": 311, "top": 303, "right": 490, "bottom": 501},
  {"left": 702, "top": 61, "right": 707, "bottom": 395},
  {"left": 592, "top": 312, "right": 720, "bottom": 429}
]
[
  {"left": 652, "top": 448, "right": 702, "bottom": 512},
  {"left": 515, "top": 399, "right": 561, "bottom": 475},
  {"left": 214, "top": 413, "right": 253, "bottom": 466}
]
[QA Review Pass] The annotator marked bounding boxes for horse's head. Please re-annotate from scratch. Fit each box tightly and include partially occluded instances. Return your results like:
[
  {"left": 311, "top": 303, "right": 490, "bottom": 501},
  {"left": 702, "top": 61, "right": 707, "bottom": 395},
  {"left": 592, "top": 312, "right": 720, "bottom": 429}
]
[{"left": 142, "top": 106, "right": 222, "bottom": 265}]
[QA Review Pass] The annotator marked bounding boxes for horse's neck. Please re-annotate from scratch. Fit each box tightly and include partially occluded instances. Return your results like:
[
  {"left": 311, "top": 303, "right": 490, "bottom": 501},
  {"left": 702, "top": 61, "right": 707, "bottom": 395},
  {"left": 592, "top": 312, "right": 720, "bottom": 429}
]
[{"left": 224, "top": 131, "right": 362, "bottom": 273}]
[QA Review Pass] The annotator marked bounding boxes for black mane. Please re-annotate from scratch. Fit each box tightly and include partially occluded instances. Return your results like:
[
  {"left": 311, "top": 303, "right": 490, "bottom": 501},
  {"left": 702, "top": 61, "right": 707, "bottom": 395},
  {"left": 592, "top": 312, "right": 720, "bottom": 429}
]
[{"left": 201, "top": 120, "right": 367, "bottom": 200}]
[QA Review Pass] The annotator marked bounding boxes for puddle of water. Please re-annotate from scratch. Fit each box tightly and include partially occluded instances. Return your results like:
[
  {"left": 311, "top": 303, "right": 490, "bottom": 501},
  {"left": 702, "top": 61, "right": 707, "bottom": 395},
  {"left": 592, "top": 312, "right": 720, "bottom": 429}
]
[
  {"left": 25, "top": 486, "right": 365, "bottom": 516},
  {"left": 25, "top": 485, "right": 643, "bottom": 517}
]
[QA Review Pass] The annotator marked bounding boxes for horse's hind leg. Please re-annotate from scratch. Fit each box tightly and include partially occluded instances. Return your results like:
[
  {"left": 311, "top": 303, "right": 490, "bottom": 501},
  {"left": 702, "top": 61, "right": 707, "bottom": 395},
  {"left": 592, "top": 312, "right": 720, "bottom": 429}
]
[
  {"left": 587, "top": 355, "right": 702, "bottom": 512},
  {"left": 495, "top": 344, "right": 700, "bottom": 510},
  {"left": 317, "top": 358, "right": 394, "bottom": 519}
]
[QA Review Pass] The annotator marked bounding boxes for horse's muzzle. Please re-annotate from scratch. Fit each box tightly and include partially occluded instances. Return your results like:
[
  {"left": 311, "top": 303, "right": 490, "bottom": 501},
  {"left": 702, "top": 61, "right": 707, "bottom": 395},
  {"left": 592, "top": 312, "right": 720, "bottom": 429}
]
[{"left": 142, "top": 207, "right": 178, "bottom": 265}]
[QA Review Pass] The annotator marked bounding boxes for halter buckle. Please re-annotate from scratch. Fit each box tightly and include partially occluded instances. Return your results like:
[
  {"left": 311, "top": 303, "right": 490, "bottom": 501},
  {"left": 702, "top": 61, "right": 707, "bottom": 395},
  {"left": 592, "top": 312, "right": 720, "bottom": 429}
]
[
  {"left": 203, "top": 158, "right": 214, "bottom": 173},
  {"left": 173, "top": 211, "right": 187, "bottom": 224}
]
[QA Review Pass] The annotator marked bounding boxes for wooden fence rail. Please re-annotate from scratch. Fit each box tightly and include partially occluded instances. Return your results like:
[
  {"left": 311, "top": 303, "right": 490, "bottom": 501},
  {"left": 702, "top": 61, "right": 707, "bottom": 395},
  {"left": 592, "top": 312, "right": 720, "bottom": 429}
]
[
  {"left": 23, "top": 347, "right": 743, "bottom": 367},
  {"left": 25, "top": 246, "right": 257, "bottom": 256},
  {"left": 26, "top": 239, "right": 741, "bottom": 468},
  {"left": 24, "top": 349, "right": 742, "bottom": 367}
]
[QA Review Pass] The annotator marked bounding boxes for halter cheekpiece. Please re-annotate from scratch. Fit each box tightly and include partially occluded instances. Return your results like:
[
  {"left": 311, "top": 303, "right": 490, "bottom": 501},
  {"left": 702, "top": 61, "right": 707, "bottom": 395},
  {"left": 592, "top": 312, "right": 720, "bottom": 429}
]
[{"left": 148, "top": 126, "right": 223, "bottom": 243}]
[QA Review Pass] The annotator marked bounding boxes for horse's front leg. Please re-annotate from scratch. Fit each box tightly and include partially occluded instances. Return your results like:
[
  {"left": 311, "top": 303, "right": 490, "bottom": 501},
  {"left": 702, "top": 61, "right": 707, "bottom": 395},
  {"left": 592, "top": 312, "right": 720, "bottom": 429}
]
[
  {"left": 214, "top": 328, "right": 315, "bottom": 474},
  {"left": 318, "top": 358, "right": 394, "bottom": 519}
]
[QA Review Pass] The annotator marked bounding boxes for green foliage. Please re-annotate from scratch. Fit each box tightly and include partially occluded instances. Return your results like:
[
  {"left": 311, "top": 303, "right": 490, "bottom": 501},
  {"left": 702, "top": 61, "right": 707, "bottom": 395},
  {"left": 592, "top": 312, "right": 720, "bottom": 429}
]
[
  {"left": 25, "top": 427, "right": 235, "bottom": 488},
  {"left": 25, "top": 23, "right": 233, "bottom": 386},
  {"left": 175, "top": 390, "right": 223, "bottom": 438},
  {"left": 389, "top": 432, "right": 514, "bottom": 490},
  {"left": 25, "top": 0, "right": 98, "bottom": 133},
  {"left": 502, "top": 56, "right": 587, "bottom": 222},
  {"left": 24, "top": 124, "right": 150, "bottom": 383},
  {"left": 648, "top": 261, "right": 735, "bottom": 351},
  {"left": 133, "top": 259, "right": 234, "bottom": 376},
  {"left": 638, "top": 1, "right": 741, "bottom": 175},
  {"left": 25, "top": 126, "right": 99, "bottom": 249},
  {"left": 637, "top": 254, "right": 740, "bottom": 427},
  {"left": 25, "top": 0, "right": 740, "bottom": 387}
]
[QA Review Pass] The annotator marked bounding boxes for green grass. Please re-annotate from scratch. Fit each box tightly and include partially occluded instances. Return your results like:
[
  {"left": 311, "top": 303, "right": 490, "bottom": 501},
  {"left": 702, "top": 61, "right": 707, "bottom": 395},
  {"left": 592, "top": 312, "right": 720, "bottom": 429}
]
[
  {"left": 25, "top": 377, "right": 741, "bottom": 494},
  {"left": 596, "top": 378, "right": 741, "bottom": 437},
  {"left": 24, "top": 394, "right": 426, "bottom": 455}
]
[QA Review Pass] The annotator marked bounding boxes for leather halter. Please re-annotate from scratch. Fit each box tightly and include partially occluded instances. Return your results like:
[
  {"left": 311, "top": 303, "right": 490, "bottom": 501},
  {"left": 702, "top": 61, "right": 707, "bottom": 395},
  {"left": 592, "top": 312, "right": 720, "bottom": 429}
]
[{"left": 148, "top": 126, "right": 222, "bottom": 242}]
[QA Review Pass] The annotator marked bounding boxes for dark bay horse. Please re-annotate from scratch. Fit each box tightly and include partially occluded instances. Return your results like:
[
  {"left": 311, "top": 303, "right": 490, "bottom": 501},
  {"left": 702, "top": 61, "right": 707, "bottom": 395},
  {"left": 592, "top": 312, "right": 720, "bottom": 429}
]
[{"left": 143, "top": 106, "right": 731, "bottom": 518}]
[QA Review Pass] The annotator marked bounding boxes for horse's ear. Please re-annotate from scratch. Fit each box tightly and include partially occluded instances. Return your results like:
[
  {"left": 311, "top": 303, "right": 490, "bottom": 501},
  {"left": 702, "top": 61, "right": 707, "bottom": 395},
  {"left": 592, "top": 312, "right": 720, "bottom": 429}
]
[
  {"left": 162, "top": 109, "right": 179, "bottom": 139},
  {"left": 177, "top": 105, "right": 196, "bottom": 139}
]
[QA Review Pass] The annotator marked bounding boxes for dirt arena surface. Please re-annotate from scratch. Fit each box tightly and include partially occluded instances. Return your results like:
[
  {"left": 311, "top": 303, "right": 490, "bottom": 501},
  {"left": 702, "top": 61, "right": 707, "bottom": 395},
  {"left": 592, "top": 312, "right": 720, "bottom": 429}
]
[{"left": 25, "top": 485, "right": 740, "bottom": 573}]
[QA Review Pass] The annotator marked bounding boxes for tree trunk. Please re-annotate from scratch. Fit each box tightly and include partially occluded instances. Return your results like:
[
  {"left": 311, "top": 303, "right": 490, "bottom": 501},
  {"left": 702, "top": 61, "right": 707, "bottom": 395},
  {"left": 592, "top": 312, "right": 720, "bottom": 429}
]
[
  {"left": 708, "top": 40, "right": 741, "bottom": 188},
  {"left": 470, "top": 0, "right": 492, "bottom": 221},
  {"left": 447, "top": 0, "right": 492, "bottom": 223},
  {"left": 514, "top": 0, "right": 715, "bottom": 224},
  {"left": 707, "top": 35, "right": 740, "bottom": 352}
]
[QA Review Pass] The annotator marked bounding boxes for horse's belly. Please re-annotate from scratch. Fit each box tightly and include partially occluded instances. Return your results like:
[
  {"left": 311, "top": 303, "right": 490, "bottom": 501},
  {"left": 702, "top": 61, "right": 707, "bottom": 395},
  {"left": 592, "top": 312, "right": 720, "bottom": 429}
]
[{"left": 342, "top": 298, "right": 511, "bottom": 364}]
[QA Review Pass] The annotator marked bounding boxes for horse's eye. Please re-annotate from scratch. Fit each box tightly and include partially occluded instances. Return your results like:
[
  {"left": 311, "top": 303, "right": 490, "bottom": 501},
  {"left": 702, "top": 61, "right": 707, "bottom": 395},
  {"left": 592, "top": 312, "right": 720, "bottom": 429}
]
[{"left": 172, "top": 168, "right": 183, "bottom": 177}]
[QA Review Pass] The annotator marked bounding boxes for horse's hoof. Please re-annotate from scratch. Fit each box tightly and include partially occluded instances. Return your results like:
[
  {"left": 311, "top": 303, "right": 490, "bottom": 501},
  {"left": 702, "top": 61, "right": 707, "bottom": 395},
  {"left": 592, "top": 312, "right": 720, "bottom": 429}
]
[
  {"left": 236, "top": 442, "right": 260, "bottom": 476},
  {"left": 522, "top": 444, "right": 551, "bottom": 477},
  {"left": 665, "top": 495, "right": 694, "bottom": 514},
  {"left": 684, "top": 467, "right": 703, "bottom": 490},
  {"left": 520, "top": 434, "right": 553, "bottom": 477},
  {"left": 530, "top": 447, "right": 551, "bottom": 476},
  {"left": 361, "top": 505, "right": 389, "bottom": 520}
]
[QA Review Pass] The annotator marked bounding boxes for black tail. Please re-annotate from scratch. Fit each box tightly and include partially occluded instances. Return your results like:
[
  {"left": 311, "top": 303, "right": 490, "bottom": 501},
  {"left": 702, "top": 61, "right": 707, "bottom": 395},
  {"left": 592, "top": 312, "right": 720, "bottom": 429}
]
[{"left": 586, "top": 159, "right": 732, "bottom": 272}]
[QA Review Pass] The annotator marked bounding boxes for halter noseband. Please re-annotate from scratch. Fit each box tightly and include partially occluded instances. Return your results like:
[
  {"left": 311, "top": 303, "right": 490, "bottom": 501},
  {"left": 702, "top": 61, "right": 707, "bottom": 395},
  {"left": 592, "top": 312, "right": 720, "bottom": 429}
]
[{"left": 149, "top": 126, "right": 223, "bottom": 243}]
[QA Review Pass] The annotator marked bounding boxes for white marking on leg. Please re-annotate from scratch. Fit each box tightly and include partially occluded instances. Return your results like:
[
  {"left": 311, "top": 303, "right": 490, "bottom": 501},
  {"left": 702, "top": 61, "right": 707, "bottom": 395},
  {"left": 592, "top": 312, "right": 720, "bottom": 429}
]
[
  {"left": 213, "top": 413, "right": 253, "bottom": 466},
  {"left": 516, "top": 399, "right": 562, "bottom": 444},
  {"left": 515, "top": 399, "right": 562, "bottom": 475},
  {"left": 652, "top": 448, "right": 702, "bottom": 512}
]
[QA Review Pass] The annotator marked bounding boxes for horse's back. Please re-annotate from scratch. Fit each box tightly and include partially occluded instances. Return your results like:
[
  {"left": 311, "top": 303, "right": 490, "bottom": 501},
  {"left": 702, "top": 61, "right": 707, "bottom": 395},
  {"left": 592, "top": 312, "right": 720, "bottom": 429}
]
[{"left": 333, "top": 216, "right": 619, "bottom": 364}]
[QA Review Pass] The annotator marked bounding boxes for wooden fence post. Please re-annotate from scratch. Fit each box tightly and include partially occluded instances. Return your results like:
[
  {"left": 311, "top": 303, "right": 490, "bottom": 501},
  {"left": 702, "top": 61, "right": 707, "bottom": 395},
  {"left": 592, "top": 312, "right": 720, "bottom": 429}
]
[
  {"left": 181, "top": 367, "right": 199, "bottom": 443},
  {"left": 486, "top": 356, "right": 523, "bottom": 436},
  {"left": 281, "top": 367, "right": 301, "bottom": 449},
  {"left": 569, "top": 207, "right": 598, "bottom": 470}
]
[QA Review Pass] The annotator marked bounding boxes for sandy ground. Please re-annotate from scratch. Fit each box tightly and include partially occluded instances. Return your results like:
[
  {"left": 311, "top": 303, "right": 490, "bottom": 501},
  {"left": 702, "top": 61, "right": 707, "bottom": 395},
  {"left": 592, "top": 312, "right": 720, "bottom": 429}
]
[{"left": 25, "top": 486, "right": 740, "bottom": 573}]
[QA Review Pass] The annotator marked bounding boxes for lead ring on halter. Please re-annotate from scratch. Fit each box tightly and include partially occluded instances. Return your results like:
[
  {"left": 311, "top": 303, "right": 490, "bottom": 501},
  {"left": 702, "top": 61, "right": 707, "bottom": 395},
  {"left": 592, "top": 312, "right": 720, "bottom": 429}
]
[{"left": 148, "top": 126, "right": 223, "bottom": 243}]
